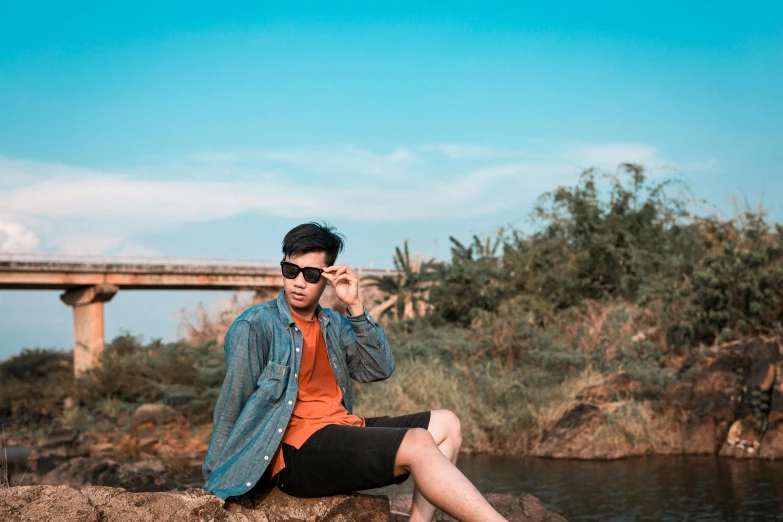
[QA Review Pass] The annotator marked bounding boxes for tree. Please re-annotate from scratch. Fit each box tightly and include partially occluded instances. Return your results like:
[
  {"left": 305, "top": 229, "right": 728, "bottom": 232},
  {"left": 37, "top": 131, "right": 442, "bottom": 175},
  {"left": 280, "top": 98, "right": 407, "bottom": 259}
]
[{"left": 364, "top": 241, "right": 434, "bottom": 320}]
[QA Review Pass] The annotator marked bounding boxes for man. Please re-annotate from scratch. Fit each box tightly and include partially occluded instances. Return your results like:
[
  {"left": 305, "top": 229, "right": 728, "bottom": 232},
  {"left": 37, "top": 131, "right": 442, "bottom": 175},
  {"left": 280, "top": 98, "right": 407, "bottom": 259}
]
[{"left": 203, "top": 222, "right": 506, "bottom": 522}]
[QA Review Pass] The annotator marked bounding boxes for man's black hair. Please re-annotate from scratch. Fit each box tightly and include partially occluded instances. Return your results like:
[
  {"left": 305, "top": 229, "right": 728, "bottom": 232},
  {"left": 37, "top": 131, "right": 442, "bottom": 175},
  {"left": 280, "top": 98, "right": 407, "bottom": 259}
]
[{"left": 282, "top": 222, "right": 345, "bottom": 266}]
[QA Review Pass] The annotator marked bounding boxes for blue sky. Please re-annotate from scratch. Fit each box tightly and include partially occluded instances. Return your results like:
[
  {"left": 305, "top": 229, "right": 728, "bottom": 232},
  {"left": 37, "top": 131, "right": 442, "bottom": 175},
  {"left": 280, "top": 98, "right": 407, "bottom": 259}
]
[{"left": 0, "top": 1, "right": 781, "bottom": 359}]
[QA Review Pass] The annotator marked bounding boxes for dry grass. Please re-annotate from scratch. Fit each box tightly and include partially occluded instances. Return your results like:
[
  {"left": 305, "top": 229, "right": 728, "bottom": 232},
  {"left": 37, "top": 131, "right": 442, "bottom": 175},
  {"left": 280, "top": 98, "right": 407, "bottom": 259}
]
[
  {"left": 353, "top": 355, "right": 610, "bottom": 455},
  {"left": 178, "top": 291, "right": 271, "bottom": 345}
]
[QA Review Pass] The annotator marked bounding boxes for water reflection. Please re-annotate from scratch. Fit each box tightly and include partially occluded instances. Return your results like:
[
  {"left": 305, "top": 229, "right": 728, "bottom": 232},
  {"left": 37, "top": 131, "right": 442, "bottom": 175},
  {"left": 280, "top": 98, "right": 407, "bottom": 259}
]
[{"left": 366, "top": 455, "right": 783, "bottom": 521}]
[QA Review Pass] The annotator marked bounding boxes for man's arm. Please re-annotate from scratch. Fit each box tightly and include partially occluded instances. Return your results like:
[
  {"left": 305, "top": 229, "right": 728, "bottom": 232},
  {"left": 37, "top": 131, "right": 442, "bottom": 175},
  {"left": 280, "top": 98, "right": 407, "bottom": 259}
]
[
  {"left": 202, "top": 319, "right": 265, "bottom": 479},
  {"left": 322, "top": 264, "right": 395, "bottom": 382},
  {"left": 340, "top": 309, "right": 395, "bottom": 383}
]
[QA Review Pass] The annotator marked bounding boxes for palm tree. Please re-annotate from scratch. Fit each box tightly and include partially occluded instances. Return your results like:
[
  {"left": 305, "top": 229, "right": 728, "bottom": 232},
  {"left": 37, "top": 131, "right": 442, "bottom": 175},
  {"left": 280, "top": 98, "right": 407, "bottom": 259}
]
[{"left": 365, "top": 241, "right": 434, "bottom": 320}]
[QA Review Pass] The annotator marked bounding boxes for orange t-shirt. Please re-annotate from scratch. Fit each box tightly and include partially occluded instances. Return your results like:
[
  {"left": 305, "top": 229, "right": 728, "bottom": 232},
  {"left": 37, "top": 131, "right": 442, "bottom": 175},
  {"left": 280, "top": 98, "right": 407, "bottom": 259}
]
[{"left": 269, "top": 311, "right": 365, "bottom": 477}]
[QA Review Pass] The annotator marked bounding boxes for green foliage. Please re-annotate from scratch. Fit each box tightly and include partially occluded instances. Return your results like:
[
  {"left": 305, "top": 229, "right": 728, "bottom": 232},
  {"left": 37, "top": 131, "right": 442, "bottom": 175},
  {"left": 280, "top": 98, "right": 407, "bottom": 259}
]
[
  {"left": 364, "top": 240, "right": 434, "bottom": 320},
  {"left": 669, "top": 213, "right": 783, "bottom": 345},
  {"left": 0, "top": 348, "right": 73, "bottom": 418},
  {"left": 76, "top": 333, "right": 225, "bottom": 423},
  {"left": 506, "top": 164, "right": 697, "bottom": 309},
  {"left": 0, "top": 334, "right": 226, "bottom": 429},
  {"left": 418, "top": 164, "right": 704, "bottom": 329},
  {"left": 399, "top": 164, "right": 782, "bottom": 352},
  {"left": 427, "top": 234, "right": 509, "bottom": 325}
]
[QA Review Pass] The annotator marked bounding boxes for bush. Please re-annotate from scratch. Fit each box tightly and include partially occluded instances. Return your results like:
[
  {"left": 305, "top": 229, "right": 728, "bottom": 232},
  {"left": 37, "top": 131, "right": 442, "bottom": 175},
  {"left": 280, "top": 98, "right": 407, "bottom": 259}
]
[
  {"left": 667, "top": 213, "right": 783, "bottom": 346},
  {"left": 413, "top": 164, "right": 782, "bottom": 353},
  {"left": 76, "top": 334, "right": 225, "bottom": 423},
  {"left": 427, "top": 235, "right": 509, "bottom": 326},
  {"left": 0, "top": 348, "right": 73, "bottom": 418}
]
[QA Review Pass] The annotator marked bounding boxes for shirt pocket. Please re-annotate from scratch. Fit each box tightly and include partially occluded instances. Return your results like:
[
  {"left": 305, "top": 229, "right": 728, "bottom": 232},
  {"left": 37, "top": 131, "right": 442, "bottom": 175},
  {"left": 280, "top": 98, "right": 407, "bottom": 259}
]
[{"left": 255, "top": 361, "right": 288, "bottom": 404}]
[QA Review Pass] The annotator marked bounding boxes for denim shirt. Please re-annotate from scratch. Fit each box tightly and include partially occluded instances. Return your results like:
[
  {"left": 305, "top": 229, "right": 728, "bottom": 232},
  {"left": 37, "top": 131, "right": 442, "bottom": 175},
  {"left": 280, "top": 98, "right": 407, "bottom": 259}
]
[{"left": 202, "top": 290, "right": 395, "bottom": 500}]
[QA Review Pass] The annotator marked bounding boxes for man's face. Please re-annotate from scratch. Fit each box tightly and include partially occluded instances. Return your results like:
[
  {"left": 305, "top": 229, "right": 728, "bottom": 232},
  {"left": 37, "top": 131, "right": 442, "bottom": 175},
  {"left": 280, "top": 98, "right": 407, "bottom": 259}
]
[{"left": 282, "top": 251, "right": 329, "bottom": 312}]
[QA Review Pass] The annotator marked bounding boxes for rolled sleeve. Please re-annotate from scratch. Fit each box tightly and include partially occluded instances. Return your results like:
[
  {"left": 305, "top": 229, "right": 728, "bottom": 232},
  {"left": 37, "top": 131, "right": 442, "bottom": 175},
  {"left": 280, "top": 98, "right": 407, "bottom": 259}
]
[{"left": 341, "top": 308, "right": 395, "bottom": 383}]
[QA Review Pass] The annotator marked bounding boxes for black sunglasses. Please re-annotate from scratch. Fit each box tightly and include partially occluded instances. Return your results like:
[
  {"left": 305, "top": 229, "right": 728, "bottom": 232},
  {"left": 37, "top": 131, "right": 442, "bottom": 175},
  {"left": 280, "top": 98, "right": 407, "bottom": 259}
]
[{"left": 280, "top": 260, "right": 324, "bottom": 284}]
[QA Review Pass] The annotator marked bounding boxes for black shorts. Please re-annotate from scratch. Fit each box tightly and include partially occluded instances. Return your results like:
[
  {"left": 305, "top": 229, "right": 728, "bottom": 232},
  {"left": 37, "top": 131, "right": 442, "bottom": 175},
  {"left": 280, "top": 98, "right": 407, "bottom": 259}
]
[{"left": 268, "top": 411, "right": 431, "bottom": 498}]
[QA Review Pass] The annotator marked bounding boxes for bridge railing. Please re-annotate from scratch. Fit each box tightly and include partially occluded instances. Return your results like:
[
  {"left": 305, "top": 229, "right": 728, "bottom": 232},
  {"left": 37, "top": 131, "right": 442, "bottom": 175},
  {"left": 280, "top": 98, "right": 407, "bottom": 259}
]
[
  {"left": 0, "top": 253, "right": 398, "bottom": 275},
  {"left": 0, "top": 253, "right": 279, "bottom": 268}
]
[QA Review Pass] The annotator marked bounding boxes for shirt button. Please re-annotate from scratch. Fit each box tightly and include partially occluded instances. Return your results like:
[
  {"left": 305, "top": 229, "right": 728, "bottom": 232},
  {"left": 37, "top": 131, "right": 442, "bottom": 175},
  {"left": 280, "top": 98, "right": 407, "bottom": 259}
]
[
  {"left": 246, "top": 482, "right": 252, "bottom": 487},
  {"left": 295, "top": 373, "right": 298, "bottom": 377},
  {"left": 264, "top": 455, "right": 269, "bottom": 460},
  {"left": 288, "top": 400, "right": 293, "bottom": 405},
  {"left": 296, "top": 348, "right": 300, "bottom": 352},
  {"left": 278, "top": 428, "right": 283, "bottom": 433}
]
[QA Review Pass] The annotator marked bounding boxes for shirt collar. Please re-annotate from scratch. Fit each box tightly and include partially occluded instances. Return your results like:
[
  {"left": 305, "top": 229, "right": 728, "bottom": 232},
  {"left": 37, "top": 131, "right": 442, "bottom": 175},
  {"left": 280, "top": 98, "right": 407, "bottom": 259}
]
[{"left": 275, "top": 289, "right": 330, "bottom": 327}]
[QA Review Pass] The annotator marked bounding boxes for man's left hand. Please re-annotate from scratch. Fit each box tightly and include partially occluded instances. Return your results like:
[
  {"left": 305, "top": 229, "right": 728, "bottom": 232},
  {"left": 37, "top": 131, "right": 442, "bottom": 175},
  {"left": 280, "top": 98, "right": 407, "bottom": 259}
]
[{"left": 322, "top": 265, "right": 364, "bottom": 316}]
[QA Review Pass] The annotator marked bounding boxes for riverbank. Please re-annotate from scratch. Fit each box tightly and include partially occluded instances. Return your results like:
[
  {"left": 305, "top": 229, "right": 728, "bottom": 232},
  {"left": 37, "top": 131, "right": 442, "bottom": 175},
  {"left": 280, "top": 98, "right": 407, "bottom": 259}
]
[
  {"left": 353, "top": 326, "right": 783, "bottom": 462},
  {"left": 6, "top": 451, "right": 783, "bottom": 520},
  {"left": 2, "top": 332, "right": 781, "bottom": 480}
]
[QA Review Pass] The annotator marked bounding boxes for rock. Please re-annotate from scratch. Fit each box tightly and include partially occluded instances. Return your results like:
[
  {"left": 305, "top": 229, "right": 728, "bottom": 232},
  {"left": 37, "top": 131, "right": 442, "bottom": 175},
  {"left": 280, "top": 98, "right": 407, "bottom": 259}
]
[
  {"left": 672, "top": 340, "right": 770, "bottom": 455},
  {"left": 137, "top": 434, "right": 160, "bottom": 448},
  {"left": 89, "top": 442, "right": 117, "bottom": 456},
  {"left": 531, "top": 403, "right": 607, "bottom": 459},
  {"left": 0, "top": 485, "right": 392, "bottom": 522},
  {"left": 760, "top": 362, "right": 783, "bottom": 459},
  {"left": 531, "top": 400, "right": 659, "bottom": 460},
  {"left": 33, "top": 457, "right": 181, "bottom": 492},
  {"left": 719, "top": 419, "right": 762, "bottom": 458},
  {"left": 0, "top": 485, "right": 101, "bottom": 522},
  {"left": 575, "top": 373, "right": 644, "bottom": 403},
  {"left": 680, "top": 352, "right": 742, "bottom": 454},
  {"left": 759, "top": 410, "right": 783, "bottom": 459},
  {"left": 388, "top": 492, "right": 567, "bottom": 522},
  {"left": 132, "top": 403, "right": 182, "bottom": 427},
  {"left": 530, "top": 337, "right": 783, "bottom": 460},
  {"left": 230, "top": 486, "right": 390, "bottom": 521},
  {"left": 32, "top": 450, "right": 69, "bottom": 475},
  {"left": 37, "top": 428, "right": 79, "bottom": 449},
  {"left": 0, "top": 486, "right": 226, "bottom": 522}
]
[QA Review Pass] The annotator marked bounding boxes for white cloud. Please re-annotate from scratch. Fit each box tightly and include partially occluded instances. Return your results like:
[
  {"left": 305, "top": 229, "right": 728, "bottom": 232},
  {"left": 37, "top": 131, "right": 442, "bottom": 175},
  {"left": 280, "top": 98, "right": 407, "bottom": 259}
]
[
  {"left": 574, "top": 142, "right": 659, "bottom": 168},
  {"left": 47, "top": 234, "right": 160, "bottom": 257},
  {"left": 0, "top": 142, "right": 714, "bottom": 255},
  {"left": 569, "top": 142, "right": 718, "bottom": 175},
  {"left": 0, "top": 220, "right": 40, "bottom": 253},
  {"left": 254, "top": 145, "right": 418, "bottom": 177},
  {"left": 420, "top": 143, "right": 503, "bottom": 159}
]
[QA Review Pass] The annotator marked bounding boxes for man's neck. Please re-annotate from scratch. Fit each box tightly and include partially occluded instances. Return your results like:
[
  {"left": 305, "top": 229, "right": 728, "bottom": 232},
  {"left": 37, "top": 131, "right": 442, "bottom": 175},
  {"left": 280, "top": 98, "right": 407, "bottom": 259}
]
[{"left": 285, "top": 294, "right": 317, "bottom": 321}]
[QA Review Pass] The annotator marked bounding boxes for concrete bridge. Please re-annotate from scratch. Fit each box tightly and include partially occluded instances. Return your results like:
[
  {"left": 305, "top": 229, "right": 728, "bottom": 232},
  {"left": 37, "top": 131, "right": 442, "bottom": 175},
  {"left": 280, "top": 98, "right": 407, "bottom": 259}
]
[{"left": 0, "top": 253, "right": 394, "bottom": 375}]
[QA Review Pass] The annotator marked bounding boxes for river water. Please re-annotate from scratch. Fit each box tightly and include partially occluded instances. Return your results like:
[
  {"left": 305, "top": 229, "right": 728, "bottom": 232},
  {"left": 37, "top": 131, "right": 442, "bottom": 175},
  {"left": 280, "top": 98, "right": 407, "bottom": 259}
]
[
  {"left": 10, "top": 445, "right": 782, "bottom": 520},
  {"left": 367, "top": 455, "right": 783, "bottom": 521}
]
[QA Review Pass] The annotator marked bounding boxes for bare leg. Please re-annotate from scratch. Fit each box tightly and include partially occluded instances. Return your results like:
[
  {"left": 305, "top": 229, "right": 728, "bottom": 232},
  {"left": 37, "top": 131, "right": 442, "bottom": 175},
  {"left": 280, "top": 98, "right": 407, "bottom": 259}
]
[
  {"left": 409, "top": 410, "right": 462, "bottom": 522},
  {"left": 396, "top": 426, "right": 506, "bottom": 522}
]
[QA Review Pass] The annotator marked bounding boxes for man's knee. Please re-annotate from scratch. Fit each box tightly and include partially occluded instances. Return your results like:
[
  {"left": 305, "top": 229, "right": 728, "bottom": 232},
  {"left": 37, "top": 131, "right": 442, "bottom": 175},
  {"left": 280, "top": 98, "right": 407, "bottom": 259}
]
[
  {"left": 397, "top": 428, "right": 438, "bottom": 465},
  {"left": 433, "top": 409, "right": 463, "bottom": 447},
  {"left": 405, "top": 427, "right": 437, "bottom": 449}
]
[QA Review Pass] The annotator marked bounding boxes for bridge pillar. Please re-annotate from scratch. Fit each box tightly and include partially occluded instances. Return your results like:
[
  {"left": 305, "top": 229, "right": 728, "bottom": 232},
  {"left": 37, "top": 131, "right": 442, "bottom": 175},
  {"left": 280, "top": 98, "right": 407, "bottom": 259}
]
[{"left": 60, "top": 284, "right": 118, "bottom": 376}]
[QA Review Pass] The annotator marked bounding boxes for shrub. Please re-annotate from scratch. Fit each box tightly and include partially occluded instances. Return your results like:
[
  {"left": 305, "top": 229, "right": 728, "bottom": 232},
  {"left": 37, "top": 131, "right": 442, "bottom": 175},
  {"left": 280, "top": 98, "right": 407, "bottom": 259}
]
[
  {"left": 0, "top": 348, "right": 73, "bottom": 418},
  {"left": 76, "top": 334, "right": 225, "bottom": 423},
  {"left": 667, "top": 213, "right": 783, "bottom": 346},
  {"left": 427, "top": 235, "right": 509, "bottom": 326}
]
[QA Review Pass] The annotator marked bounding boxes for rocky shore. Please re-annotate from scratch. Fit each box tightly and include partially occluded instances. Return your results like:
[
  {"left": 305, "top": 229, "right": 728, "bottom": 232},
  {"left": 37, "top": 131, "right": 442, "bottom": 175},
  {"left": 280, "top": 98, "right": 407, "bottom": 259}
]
[
  {"left": 532, "top": 337, "right": 783, "bottom": 460},
  {"left": 0, "top": 485, "right": 566, "bottom": 522},
  {"left": 3, "top": 337, "right": 781, "bottom": 520}
]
